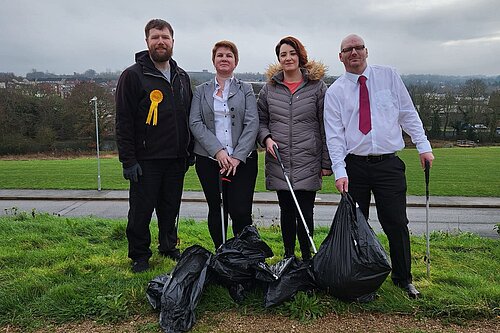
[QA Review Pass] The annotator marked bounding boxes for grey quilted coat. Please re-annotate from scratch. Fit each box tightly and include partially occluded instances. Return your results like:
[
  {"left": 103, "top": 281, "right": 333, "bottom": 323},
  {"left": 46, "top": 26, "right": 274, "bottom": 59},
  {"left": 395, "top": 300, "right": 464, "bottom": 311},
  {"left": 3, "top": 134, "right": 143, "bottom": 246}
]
[{"left": 257, "top": 61, "right": 331, "bottom": 191}]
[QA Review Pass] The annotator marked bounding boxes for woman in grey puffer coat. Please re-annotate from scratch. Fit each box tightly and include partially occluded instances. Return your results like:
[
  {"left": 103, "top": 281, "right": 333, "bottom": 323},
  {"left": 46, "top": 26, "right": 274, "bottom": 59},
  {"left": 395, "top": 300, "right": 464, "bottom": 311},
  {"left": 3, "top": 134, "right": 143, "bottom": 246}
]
[{"left": 257, "top": 36, "right": 332, "bottom": 260}]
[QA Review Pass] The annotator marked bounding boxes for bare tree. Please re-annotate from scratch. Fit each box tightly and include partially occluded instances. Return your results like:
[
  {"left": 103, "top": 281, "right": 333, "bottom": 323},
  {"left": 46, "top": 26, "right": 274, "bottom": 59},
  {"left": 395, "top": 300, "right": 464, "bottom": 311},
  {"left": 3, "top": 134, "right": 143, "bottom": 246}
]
[
  {"left": 486, "top": 91, "right": 500, "bottom": 142},
  {"left": 458, "top": 79, "right": 488, "bottom": 140},
  {"left": 440, "top": 92, "right": 457, "bottom": 139},
  {"left": 64, "top": 82, "right": 115, "bottom": 144},
  {"left": 408, "top": 84, "right": 442, "bottom": 138}
]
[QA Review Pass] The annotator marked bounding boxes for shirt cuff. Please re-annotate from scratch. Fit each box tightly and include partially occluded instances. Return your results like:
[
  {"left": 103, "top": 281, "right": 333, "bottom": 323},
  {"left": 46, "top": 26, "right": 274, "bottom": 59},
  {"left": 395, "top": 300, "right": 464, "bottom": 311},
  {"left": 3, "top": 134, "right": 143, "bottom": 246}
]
[
  {"left": 334, "top": 167, "right": 347, "bottom": 180},
  {"left": 416, "top": 141, "right": 432, "bottom": 154}
]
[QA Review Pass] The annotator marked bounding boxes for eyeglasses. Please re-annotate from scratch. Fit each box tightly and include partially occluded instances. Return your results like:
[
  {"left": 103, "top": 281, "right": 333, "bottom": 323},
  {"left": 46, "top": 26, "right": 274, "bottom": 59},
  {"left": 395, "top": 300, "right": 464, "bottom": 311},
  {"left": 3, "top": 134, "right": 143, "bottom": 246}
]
[{"left": 341, "top": 45, "right": 365, "bottom": 53}]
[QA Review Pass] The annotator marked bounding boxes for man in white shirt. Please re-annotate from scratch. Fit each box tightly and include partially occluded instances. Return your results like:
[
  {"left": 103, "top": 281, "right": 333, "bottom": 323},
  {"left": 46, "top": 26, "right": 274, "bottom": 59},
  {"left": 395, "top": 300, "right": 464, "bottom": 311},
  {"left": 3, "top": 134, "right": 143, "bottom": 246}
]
[{"left": 324, "top": 34, "right": 434, "bottom": 299}]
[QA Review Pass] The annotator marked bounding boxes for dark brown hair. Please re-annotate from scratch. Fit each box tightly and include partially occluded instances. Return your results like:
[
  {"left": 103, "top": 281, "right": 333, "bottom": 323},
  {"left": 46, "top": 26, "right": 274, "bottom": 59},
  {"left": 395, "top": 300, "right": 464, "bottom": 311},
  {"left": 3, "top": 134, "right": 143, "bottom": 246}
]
[
  {"left": 144, "top": 19, "right": 174, "bottom": 38},
  {"left": 275, "top": 36, "right": 308, "bottom": 67},
  {"left": 212, "top": 40, "right": 239, "bottom": 65}
]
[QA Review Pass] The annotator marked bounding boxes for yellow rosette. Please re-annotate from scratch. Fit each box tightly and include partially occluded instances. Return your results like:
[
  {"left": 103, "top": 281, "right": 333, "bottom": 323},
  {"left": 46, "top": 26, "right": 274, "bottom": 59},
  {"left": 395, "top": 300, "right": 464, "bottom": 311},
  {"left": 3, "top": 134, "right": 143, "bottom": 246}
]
[{"left": 146, "top": 90, "right": 163, "bottom": 125}]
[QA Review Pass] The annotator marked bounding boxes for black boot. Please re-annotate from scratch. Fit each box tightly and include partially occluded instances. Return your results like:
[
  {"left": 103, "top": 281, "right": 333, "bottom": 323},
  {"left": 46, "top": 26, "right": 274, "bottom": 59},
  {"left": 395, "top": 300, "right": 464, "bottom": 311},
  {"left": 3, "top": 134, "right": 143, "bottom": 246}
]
[
  {"left": 131, "top": 260, "right": 149, "bottom": 273},
  {"left": 397, "top": 283, "right": 421, "bottom": 299}
]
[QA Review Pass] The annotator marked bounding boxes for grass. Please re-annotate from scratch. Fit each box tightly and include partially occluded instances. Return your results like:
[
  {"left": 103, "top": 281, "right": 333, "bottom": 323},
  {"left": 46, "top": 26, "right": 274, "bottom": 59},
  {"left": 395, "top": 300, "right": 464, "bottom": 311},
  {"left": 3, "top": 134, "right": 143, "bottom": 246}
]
[
  {"left": 0, "top": 147, "right": 499, "bottom": 196},
  {"left": 0, "top": 212, "right": 498, "bottom": 332}
]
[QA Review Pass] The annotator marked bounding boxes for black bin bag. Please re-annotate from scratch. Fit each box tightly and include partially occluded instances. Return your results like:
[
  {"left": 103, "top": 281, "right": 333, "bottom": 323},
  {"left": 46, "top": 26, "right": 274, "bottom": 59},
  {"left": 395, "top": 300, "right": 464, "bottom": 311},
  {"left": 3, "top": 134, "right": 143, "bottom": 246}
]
[
  {"left": 146, "top": 274, "right": 171, "bottom": 310},
  {"left": 209, "top": 225, "right": 276, "bottom": 302},
  {"left": 265, "top": 257, "right": 316, "bottom": 308},
  {"left": 150, "top": 245, "right": 212, "bottom": 333},
  {"left": 313, "top": 193, "right": 391, "bottom": 302}
]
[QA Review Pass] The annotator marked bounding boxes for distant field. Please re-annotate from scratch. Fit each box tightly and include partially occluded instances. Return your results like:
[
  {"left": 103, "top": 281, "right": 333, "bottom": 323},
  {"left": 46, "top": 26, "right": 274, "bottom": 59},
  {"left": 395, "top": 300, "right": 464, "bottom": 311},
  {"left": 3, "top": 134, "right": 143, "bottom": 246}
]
[{"left": 0, "top": 147, "right": 499, "bottom": 197}]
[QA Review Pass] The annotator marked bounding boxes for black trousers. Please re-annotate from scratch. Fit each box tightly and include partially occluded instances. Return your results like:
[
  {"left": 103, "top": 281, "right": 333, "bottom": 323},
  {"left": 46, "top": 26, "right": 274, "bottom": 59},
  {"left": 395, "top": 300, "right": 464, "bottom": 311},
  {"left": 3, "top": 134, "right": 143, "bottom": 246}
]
[
  {"left": 345, "top": 154, "right": 412, "bottom": 286},
  {"left": 127, "top": 158, "right": 185, "bottom": 261},
  {"left": 195, "top": 152, "right": 258, "bottom": 249},
  {"left": 277, "top": 190, "right": 316, "bottom": 258}
]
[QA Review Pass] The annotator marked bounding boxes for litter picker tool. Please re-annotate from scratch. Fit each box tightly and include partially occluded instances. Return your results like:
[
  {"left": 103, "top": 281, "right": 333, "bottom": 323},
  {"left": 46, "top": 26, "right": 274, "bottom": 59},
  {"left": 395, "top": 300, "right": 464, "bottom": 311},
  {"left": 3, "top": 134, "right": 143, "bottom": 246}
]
[
  {"left": 218, "top": 173, "right": 231, "bottom": 245},
  {"left": 273, "top": 144, "right": 317, "bottom": 254},
  {"left": 424, "top": 160, "right": 431, "bottom": 278},
  {"left": 175, "top": 212, "right": 180, "bottom": 246}
]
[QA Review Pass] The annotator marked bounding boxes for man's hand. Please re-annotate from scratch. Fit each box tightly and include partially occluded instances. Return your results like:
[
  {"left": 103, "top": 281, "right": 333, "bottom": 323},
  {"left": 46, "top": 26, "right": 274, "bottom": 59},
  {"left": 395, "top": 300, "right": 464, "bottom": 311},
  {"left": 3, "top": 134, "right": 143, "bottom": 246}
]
[
  {"left": 419, "top": 152, "right": 435, "bottom": 169},
  {"left": 123, "top": 163, "right": 142, "bottom": 182},
  {"left": 335, "top": 177, "right": 348, "bottom": 193}
]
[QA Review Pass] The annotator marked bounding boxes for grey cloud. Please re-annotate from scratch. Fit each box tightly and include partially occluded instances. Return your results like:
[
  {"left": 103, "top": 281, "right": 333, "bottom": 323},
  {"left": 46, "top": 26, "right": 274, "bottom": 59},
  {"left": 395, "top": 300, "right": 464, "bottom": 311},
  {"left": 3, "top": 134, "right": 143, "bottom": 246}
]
[{"left": 0, "top": 0, "right": 499, "bottom": 76}]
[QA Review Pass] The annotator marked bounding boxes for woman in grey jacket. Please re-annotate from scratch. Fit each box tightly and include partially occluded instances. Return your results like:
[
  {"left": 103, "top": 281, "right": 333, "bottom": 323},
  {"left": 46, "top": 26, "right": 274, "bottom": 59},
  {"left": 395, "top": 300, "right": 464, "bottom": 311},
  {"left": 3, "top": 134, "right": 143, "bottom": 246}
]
[
  {"left": 190, "top": 40, "right": 259, "bottom": 249},
  {"left": 257, "top": 36, "right": 332, "bottom": 260}
]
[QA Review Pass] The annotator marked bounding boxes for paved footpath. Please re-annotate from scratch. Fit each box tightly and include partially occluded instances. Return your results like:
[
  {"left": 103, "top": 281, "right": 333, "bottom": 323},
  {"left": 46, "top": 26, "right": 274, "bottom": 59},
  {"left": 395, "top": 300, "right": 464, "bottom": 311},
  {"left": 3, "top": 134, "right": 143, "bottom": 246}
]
[
  {"left": 1, "top": 189, "right": 499, "bottom": 238},
  {"left": 1, "top": 189, "right": 499, "bottom": 207}
]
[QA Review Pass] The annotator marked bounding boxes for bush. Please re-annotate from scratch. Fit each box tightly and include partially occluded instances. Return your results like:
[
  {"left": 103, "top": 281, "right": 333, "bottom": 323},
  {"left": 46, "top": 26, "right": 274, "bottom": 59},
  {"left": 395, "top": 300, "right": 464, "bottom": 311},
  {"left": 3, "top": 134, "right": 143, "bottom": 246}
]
[
  {"left": 0, "top": 133, "right": 36, "bottom": 154},
  {"left": 35, "top": 126, "right": 57, "bottom": 150}
]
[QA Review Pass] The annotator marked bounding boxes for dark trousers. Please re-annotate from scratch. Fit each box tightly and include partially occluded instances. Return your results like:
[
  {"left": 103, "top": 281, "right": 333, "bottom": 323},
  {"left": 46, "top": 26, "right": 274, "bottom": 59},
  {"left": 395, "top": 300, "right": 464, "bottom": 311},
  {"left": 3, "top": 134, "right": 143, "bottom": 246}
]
[
  {"left": 127, "top": 158, "right": 185, "bottom": 261},
  {"left": 195, "top": 152, "right": 258, "bottom": 249},
  {"left": 277, "top": 190, "right": 316, "bottom": 258},
  {"left": 345, "top": 154, "right": 412, "bottom": 286}
]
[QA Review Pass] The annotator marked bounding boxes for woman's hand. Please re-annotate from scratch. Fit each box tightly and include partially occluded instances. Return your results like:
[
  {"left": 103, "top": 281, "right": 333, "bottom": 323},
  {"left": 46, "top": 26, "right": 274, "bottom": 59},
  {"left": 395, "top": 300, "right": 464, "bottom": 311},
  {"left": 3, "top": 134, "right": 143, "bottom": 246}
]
[
  {"left": 226, "top": 157, "right": 241, "bottom": 176},
  {"left": 321, "top": 169, "right": 333, "bottom": 177},
  {"left": 216, "top": 150, "right": 243, "bottom": 176},
  {"left": 265, "top": 137, "right": 278, "bottom": 159},
  {"left": 215, "top": 149, "right": 233, "bottom": 175}
]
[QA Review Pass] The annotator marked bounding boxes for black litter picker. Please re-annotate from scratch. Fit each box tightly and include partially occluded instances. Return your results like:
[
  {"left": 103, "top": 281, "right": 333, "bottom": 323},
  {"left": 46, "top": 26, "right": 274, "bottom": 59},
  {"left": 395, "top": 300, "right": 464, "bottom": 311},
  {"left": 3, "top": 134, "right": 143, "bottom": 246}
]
[{"left": 424, "top": 160, "right": 431, "bottom": 278}]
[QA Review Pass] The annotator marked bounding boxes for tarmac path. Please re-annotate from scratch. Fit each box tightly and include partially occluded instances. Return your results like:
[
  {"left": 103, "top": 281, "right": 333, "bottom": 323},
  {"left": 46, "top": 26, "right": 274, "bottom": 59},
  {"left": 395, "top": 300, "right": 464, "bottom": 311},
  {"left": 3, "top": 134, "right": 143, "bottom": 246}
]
[{"left": 1, "top": 190, "right": 499, "bottom": 238}]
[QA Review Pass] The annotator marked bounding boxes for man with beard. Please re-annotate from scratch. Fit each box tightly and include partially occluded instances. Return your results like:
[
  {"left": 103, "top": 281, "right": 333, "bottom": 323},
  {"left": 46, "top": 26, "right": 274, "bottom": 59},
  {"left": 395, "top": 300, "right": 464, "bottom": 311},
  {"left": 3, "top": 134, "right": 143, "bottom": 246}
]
[{"left": 116, "top": 19, "right": 193, "bottom": 273}]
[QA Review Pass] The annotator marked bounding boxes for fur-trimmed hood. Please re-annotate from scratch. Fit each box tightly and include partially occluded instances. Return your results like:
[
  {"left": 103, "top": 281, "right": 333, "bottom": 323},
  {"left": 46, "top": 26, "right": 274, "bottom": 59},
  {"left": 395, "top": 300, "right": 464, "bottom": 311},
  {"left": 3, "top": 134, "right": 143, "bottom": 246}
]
[{"left": 265, "top": 60, "right": 327, "bottom": 84}]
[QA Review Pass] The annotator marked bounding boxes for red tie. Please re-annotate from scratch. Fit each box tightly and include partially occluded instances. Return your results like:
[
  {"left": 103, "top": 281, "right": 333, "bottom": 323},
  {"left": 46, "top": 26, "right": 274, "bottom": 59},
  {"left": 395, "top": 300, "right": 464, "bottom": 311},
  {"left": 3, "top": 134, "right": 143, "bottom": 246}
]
[{"left": 358, "top": 75, "right": 371, "bottom": 134}]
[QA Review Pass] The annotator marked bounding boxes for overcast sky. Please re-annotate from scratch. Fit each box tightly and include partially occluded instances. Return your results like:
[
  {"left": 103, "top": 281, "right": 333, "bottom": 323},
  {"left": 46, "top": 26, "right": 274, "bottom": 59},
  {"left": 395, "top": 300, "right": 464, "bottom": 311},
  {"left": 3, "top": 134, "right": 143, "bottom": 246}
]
[{"left": 1, "top": 0, "right": 499, "bottom": 77}]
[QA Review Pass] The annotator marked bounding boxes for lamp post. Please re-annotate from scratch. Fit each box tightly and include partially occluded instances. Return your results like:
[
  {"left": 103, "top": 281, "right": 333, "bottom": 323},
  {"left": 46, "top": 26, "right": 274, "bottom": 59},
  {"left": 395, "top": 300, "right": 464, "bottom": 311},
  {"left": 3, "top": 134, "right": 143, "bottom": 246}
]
[{"left": 90, "top": 96, "right": 101, "bottom": 191}]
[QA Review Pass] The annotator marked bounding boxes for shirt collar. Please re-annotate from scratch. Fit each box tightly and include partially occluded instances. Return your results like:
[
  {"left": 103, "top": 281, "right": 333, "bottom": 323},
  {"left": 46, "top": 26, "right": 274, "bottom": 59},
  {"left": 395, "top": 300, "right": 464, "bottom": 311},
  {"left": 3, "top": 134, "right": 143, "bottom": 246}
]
[
  {"left": 345, "top": 65, "right": 371, "bottom": 84},
  {"left": 214, "top": 76, "right": 234, "bottom": 89}
]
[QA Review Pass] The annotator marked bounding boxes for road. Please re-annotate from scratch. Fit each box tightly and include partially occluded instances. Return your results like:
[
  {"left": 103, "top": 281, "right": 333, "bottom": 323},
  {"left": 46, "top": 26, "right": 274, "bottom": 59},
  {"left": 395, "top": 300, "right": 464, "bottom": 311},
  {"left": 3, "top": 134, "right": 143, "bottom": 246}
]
[{"left": 1, "top": 198, "right": 498, "bottom": 238}]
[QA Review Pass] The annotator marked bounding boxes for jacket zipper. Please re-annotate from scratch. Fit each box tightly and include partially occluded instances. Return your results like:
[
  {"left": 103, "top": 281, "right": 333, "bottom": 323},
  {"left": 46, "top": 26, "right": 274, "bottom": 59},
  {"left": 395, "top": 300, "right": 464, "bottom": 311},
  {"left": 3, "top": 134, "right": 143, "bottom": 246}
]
[
  {"left": 143, "top": 71, "right": 181, "bottom": 154},
  {"left": 288, "top": 92, "right": 294, "bottom": 185},
  {"left": 171, "top": 71, "right": 180, "bottom": 157},
  {"left": 274, "top": 76, "right": 308, "bottom": 188}
]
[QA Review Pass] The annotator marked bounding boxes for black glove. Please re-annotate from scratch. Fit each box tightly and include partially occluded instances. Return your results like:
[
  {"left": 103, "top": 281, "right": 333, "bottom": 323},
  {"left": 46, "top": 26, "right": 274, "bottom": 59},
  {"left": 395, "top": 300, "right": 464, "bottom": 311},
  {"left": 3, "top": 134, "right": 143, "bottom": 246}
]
[
  {"left": 123, "top": 163, "right": 142, "bottom": 182},
  {"left": 185, "top": 155, "right": 195, "bottom": 173}
]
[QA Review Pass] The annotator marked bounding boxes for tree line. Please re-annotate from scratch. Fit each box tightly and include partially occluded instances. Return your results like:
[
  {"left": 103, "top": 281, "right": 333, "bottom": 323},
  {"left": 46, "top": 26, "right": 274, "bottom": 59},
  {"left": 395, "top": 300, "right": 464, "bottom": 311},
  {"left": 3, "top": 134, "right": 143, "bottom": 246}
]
[
  {"left": 0, "top": 82, "right": 115, "bottom": 154},
  {"left": 0, "top": 79, "right": 498, "bottom": 155},
  {"left": 408, "top": 79, "right": 499, "bottom": 143}
]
